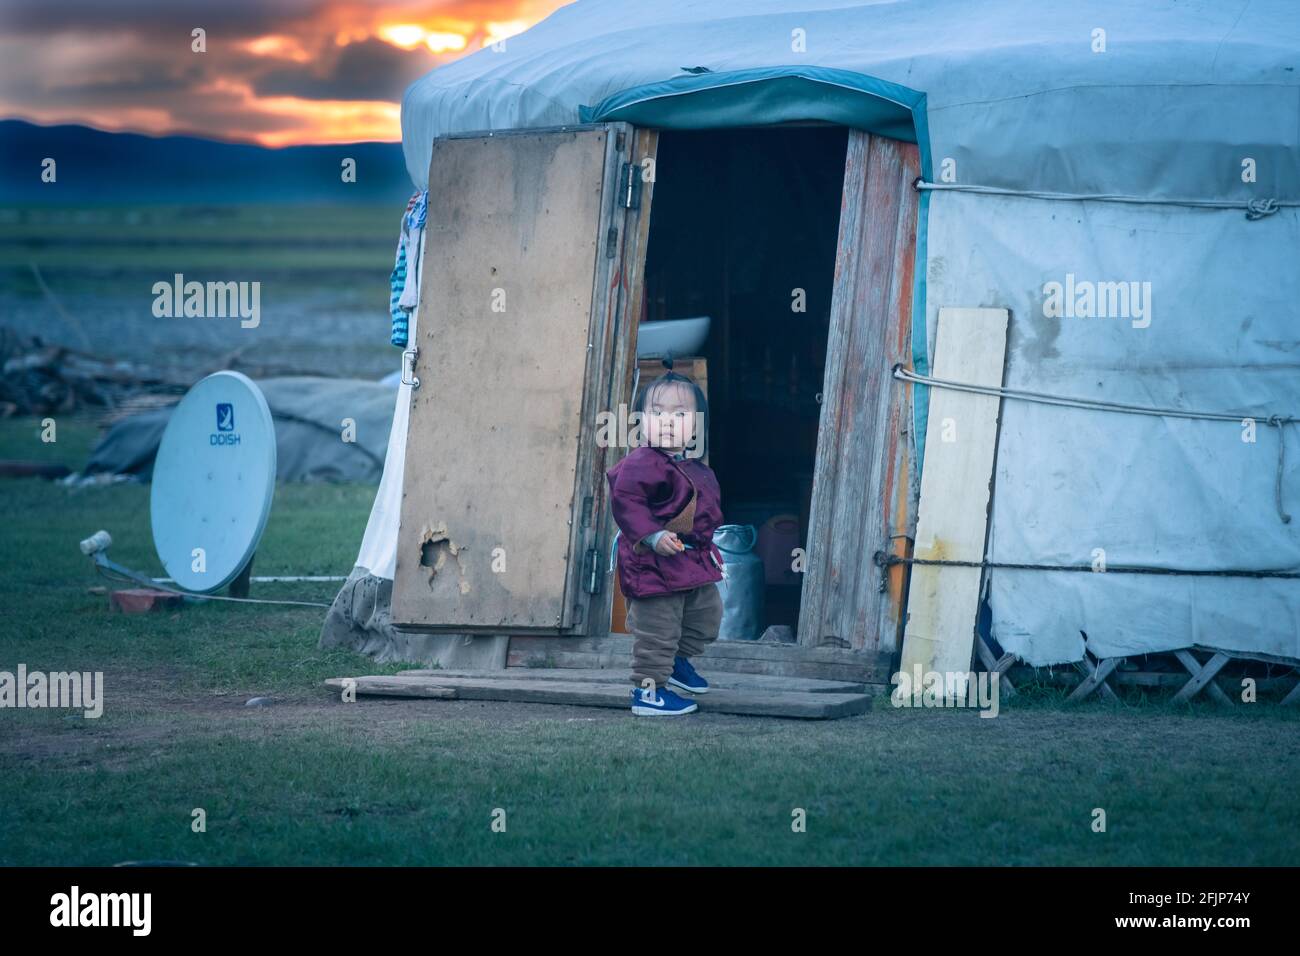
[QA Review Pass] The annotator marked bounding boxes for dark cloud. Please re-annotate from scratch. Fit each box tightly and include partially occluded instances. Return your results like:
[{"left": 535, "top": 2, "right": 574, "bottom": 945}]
[
  {"left": 0, "top": 34, "right": 193, "bottom": 107},
  {"left": 0, "top": 0, "right": 331, "bottom": 39},
  {"left": 36, "top": 62, "right": 208, "bottom": 102},
  {"left": 253, "top": 37, "right": 439, "bottom": 101}
]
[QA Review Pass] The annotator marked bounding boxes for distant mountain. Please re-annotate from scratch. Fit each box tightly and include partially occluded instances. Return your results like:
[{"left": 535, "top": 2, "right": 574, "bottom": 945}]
[{"left": 0, "top": 120, "right": 414, "bottom": 204}]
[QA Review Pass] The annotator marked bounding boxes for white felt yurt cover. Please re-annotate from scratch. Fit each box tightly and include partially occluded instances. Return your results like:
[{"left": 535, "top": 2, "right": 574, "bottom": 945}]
[{"left": 342, "top": 0, "right": 1300, "bottom": 666}]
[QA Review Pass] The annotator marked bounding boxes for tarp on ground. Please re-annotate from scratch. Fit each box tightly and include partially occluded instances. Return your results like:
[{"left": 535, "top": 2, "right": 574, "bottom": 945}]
[{"left": 87, "top": 376, "right": 395, "bottom": 483}]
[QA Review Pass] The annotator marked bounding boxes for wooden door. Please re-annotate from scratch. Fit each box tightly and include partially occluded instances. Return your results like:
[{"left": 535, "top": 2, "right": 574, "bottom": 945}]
[
  {"left": 797, "top": 132, "right": 921, "bottom": 653},
  {"left": 391, "top": 124, "right": 657, "bottom": 634}
]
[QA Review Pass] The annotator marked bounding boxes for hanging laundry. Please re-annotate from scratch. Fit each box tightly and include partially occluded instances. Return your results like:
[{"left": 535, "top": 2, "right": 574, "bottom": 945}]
[
  {"left": 397, "top": 190, "right": 427, "bottom": 313},
  {"left": 389, "top": 190, "right": 428, "bottom": 348},
  {"left": 388, "top": 237, "right": 408, "bottom": 348}
]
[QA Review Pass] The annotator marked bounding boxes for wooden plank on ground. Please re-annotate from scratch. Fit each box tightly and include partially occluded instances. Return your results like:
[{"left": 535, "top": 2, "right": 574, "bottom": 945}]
[
  {"left": 898, "top": 307, "right": 1008, "bottom": 697},
  {"left": 402, "top": 667, "right": 867, "bottom": 695},
  {"left": 326, "top": 675, "right": 870, "bottom": 720},
  {"left": 324, "top": 677, "right": 457, "bottom": 699}
]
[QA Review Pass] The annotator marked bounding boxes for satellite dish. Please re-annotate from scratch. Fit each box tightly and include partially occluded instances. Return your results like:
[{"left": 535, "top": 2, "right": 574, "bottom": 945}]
[{"left": 150, "top": 371, "right": 276, "bottom": 593}]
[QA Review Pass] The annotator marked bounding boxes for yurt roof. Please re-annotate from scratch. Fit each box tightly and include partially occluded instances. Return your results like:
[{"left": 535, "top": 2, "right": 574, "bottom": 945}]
[{"left": 402, "top": 0, "right": 1300, "bottom": 199}]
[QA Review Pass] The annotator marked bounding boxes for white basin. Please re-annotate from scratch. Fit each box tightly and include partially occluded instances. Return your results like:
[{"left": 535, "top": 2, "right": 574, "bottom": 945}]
[{"left": 636, "top": 316, "right": 711, "bottom": 359}]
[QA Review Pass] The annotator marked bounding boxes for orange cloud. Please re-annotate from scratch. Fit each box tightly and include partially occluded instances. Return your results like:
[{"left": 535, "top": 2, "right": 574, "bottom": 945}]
[
  {"left": 0, "top": 1, "right": 571, "bottom": 145},
  {"left": 195, "top": 75, "right": 401, "bottom": 146},
  {"left": 377, "top": 24, "right": 470, "bottom": 53},
  {"left": 242, "top": 35, "right": 314, "bottom": 63}
]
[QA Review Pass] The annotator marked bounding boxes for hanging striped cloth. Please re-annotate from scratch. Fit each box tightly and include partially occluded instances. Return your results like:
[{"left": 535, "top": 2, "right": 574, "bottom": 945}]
[
  {"left": 389, "top": 238, "right": 409, "bottom": 348},
  {"left": 389, "top": 190, "right": 428, "bottom": 348}
]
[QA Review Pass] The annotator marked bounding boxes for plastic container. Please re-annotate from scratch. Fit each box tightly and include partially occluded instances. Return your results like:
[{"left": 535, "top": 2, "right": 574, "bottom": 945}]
[
  {"left": 713, "top": 524, "right": 766, "bottom": 640},
  {"left": 756, "top": 513, "right": 802, "bottom": 585}
]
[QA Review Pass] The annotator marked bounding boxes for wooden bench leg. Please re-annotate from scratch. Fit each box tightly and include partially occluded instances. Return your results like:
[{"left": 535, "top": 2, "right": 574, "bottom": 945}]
[
  {"left": 1172, "top": 650, "right": 1233, "bottom": 705},
  {"left": 975, "top": 633, "right": 1017, "bottom": 697},
  {"left": 1279, "top": 671, "right": 1300, "bottom": 707},
  {"left": 1069, "top": 654, "right": 1121, "bottom": 702}
]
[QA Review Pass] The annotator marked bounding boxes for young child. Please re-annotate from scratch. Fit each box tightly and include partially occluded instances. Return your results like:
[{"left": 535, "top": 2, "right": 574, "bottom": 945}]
[{"left": 606, "top": 359, "right": 725, "bottom": 716}]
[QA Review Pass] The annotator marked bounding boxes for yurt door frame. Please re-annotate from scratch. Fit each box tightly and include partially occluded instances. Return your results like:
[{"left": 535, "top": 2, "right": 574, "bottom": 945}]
[
  {"left": 389, "top": 121, "right": 917, "bottom": 649},
  {"left": 797, "top": 131, "right": 922, "bottom": 654},
  {"left": 391, "top": 122, "right": 657, "bottom": 634}
]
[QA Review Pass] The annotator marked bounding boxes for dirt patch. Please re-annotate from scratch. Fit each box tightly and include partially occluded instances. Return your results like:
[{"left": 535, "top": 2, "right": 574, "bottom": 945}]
[{"left": 0, "top": 664, "right": 782, "bottom": 766}]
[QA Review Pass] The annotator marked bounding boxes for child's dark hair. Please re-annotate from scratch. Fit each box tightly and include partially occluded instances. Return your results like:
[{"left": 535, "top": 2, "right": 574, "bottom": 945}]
[{"left": 636, "top": 354, "right": 709, "bottom": 457}]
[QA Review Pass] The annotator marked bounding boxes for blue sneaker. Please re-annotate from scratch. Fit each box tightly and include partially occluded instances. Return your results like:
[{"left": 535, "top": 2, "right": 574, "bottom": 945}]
[
  {"left": 631, "top": 685, "right": 699, "bottom": 717},
  {"left": 668, "top": 656, "right": 709, "bottom": 694}
]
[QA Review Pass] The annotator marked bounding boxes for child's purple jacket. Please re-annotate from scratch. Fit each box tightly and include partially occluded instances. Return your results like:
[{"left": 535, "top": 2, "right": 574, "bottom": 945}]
[{"left": 606, "top": 446, "right": 725, "bottom": 599}]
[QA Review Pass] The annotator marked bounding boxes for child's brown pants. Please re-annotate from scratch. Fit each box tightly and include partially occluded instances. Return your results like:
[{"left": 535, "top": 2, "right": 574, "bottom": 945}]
[{"left": 625, "top": 584, "right": 723, "bottom": 688}]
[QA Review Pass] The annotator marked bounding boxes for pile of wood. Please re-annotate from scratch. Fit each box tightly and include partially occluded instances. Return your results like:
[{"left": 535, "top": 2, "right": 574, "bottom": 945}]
[{"left": 0, "top": 329, "right": 187, "bottom": 419}]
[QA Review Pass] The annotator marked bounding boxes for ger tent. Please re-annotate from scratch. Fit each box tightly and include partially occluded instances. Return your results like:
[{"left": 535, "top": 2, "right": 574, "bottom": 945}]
[{"left": 321, "top": 0, "right": 1300, "bottom": 674}]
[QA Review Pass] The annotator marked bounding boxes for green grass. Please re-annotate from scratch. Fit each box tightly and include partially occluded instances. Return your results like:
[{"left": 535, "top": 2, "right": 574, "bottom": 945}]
[
  {"left": 0, "top": 204, "right": 395, "bottom": 313},
  {"left": 1, "top": 415, "right": 100, "bottom": 465},
  {"left": 0, "top": 417, "right": 392, "bottom": 692},
  {"left": 0, "top": 204, "right": 396, "bottom": 271},
  {"left": 0, "top": 202, "right": 401, "bottom": 380},
  {"left": 1, "top": 417, "right": 1299, "bottom": 866}
]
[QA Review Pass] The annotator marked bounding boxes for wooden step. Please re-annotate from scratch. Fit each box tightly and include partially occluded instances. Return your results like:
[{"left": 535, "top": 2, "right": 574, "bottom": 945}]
[
  {"left": 325, "top": 673, "right": 871, "bottom": 720},
  {"left": 404, "top": 667, "right": 869, "bottom": 695},
  {"left": 506, "top": 634, "right": 894, "bottom": 684}
]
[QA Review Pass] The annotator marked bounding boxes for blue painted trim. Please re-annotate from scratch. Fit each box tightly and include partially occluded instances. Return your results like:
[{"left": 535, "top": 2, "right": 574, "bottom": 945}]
[{"left": 582, "top": 66, "right": 921, "bottom": 138}]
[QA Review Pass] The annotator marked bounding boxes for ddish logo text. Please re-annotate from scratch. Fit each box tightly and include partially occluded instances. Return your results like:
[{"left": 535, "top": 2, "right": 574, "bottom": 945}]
[{"left": 211, "top": 402, "right": 240, "bottom": 446}]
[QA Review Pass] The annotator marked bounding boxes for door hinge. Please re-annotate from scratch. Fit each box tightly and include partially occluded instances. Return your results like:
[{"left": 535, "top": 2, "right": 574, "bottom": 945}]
[
  {"left": 607, "top": 163, "right": 641, "bottom": 259},
  {"left": 582, "top": 548, "right": 601, "bottom": 594},
  {"left": 617, "top": 162, "right": 642, "bottom": 210},
  {"left": 580, "top": 495, "right": 593, "bottom": 528}
]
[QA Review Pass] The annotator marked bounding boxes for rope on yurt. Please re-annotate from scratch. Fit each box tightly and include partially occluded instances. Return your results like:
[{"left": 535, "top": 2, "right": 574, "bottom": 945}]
[
  {"left": 894, "top": 365, "right": 1295, "bottom": 524},
  {"left": 873, "top": 552, "right": 1300, "bottom": 580},
  {"left": 894, "top": 365, "right": 1296, "bottom": 426},
  {"left": 913, "top": 180, "right": 1293, "bottom": 220}
]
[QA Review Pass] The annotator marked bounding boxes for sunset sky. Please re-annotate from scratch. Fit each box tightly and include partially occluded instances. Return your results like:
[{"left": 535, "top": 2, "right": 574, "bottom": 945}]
[{"left": 0, "top": 0, "right": 570, "bottom": 146}]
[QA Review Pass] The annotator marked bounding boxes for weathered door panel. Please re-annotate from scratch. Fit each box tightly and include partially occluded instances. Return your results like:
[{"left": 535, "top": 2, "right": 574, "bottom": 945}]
[
  {"left": 391, "top": 124, "right": 654, "bottom": 633},
  {"left": 586, "top": 127, "right": 659, "bottom": 638},
  {"left": 798, "top": 132, "right": 921, "bottom": 653}
]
